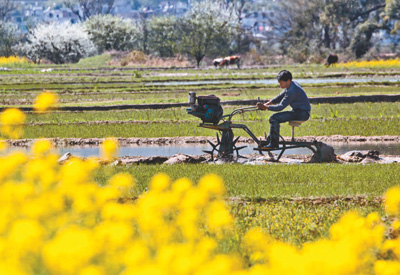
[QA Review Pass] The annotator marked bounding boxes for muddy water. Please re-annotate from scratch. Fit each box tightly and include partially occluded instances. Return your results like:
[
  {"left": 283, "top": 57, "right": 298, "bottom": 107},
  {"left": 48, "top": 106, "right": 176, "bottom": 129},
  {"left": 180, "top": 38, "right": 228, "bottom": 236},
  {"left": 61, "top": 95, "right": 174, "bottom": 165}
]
[
  {"left": 10, "top": 142, "right": 400, "bottom": 158},
  {"left": 146, "top": 77, "right": 399, "bottom": 86}
]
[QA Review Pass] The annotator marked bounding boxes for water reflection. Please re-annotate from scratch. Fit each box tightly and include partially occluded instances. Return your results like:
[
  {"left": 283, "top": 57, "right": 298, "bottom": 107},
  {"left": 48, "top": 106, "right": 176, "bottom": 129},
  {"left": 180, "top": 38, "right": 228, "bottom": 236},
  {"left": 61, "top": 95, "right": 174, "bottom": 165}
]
[{"left": 9, "top": 141, "right": 398, "bottom": 158}]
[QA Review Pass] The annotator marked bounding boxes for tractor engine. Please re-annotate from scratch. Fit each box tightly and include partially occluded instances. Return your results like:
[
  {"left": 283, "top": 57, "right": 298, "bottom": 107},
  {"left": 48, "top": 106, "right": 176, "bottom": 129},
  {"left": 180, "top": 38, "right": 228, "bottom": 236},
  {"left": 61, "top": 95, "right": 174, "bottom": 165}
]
[{"left": 187, "top": 92, "right": 223, "bottom": 125}]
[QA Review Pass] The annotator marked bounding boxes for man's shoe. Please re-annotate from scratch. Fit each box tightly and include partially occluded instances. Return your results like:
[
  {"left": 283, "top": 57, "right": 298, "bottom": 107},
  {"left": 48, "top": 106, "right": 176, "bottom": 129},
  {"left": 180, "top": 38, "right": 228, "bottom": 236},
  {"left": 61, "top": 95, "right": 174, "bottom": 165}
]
[{"left": 258, "top": 136, "right": 270, "bottom": 146}]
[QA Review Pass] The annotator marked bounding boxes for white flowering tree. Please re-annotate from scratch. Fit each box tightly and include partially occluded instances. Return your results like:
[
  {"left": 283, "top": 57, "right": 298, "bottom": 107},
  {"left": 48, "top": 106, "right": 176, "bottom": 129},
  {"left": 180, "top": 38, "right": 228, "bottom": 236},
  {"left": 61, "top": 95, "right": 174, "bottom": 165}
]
[
  {"left": 84, "top": 14, "right": 142, "bottom": 53},
  {"left": 177, "top": 0, "right": 238, "bottom": 67},
  {"left": 17, "top": 22, "right": 96, "bottom": 64}
]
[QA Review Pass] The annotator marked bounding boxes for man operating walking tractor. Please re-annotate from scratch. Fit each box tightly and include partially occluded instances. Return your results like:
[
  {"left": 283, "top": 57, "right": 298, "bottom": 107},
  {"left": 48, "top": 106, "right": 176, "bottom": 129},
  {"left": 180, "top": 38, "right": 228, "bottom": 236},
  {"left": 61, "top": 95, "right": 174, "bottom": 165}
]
[
  {"left": 256, "top": 70, "right": 311, "bottom": 149},
  {"left": 187, "top": 69, "right": 324, "bottom": 162}
]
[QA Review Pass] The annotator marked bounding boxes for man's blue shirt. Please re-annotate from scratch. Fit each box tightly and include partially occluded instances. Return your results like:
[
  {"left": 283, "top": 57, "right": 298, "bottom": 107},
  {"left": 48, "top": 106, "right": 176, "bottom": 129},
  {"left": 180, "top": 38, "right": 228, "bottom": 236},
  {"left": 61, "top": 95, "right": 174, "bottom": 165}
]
[{"left": 268, "top": 81, "right": 311, "bottom": 112}]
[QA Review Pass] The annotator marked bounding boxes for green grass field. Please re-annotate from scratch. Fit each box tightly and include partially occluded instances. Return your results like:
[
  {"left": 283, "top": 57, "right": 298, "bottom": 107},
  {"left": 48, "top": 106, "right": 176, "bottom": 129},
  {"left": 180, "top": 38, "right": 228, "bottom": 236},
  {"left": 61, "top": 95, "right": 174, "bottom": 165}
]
[
  {"left": 17, "top": 102, "right": 400, "bottom": 139},
  {"left": 18, "top": 117, "right": 400, "bottom": 138},
  {"left": 1, "top": 65, "right": 400, "bottom": 107},
  {"left": 95, "top": 164, "right": 398, "bottom": 198}
]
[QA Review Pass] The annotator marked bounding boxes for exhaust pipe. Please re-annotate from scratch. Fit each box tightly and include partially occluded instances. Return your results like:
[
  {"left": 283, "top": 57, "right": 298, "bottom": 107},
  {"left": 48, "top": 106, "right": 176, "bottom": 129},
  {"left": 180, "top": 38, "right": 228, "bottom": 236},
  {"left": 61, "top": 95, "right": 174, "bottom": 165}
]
[{"left": 188, "top": 92, "right": 196, "bottom": 105}]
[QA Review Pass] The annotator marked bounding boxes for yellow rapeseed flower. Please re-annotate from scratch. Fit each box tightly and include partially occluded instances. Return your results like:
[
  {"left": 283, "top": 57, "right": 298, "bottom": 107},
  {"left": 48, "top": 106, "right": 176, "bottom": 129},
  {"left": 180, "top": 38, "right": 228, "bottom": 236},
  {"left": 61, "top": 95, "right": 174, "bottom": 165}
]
[
  {"left": 337, "top": 58, "right": 400, "bottom": 69},
  {"left": 42, "top": 227, "right": 97, "bottom": 274},
  {"left": 177, "top": 208, "right": 199, "bottom": 240},
  {"left": 0, "top": 152, "right": 27, "bottom": 182},
  {"left": 122, "top": 240, "right": 151, "bottom": 267},
  {"left": 392, "top": 220, "right": 400, "bottom": 231},
  {"left": 94, "top": 221, "right": 133, "bottom": 249},
  {"left": 95, "top": 186, "right": 121, "bottom": 206},
  {"left": 0, "top": 139, "right": 7, "bottom": 151},
  {"left": 198, "top": 174, "right": 226, "bottom": 196},
  {"left": 8, "top": 219, "right": 44, "bottom": 253},
  {"left": 101, "top": 138, "right": 119, "bottom": 161},
  {"left": 24, "top": 155, "right": 59, "bottom": 189},
  {"left": 2, "top": 139, "right": 400, "bottom": 275},
  {"left": 171, "top": 177, "right": 193, "bottom": 195},
  {"left": 0, "top": 263, "right": 27, "bottom": 275},
  {"left": 0, "top": 56, "right": 30, "bottom": 65},
  {"left": 375, "top": 260, "right": 400, "bottom": 275},
  {"left": 108, "top": 173, "right": 136, "bottom": 196},
  {"left": 149, "top": 173, "right": 171, "bottom": 192},
  {"left": 381, "top": 239, "right": 400, "bottom": 258},
  {"left": 79, "top": 265, "right": 105, "bottom": 275},
  {"left": 31, "top": 139, "right": 53, "bottom": 155},
  {"left": 33, "top": 91, "right": 59, "bottom": 113},
  {"left": 0, "top": 108, "right": 26, "bottom": 139},
  {"left": 384, "top": 186, "right": 400, "bottom": 215},
  {"left": 243, "top": 227, "right": 272, "bottom": 251},
  {"left": 59, "top": 158, "right": 96, "bottom": 186},
  {"left": 206, "top": 201, "right": 233, "bottom": 232},
  {"left": 101, "top": 202, "right": 135, "bottom": 221}
]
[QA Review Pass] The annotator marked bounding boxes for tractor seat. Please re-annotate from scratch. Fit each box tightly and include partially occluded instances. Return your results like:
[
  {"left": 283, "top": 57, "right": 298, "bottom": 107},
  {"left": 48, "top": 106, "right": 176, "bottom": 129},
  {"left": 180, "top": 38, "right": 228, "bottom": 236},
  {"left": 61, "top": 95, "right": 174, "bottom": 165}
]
[{"left": 288, "top": 121, "right": 307, "bottom": 142}]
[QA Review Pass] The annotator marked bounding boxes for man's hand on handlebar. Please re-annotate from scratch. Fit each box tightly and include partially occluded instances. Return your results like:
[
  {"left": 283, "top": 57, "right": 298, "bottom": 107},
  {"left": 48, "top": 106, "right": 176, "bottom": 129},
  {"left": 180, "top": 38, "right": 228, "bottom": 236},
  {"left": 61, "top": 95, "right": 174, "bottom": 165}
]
[{"left": 256, "top": 102, "right": 268, "bottom": 110}]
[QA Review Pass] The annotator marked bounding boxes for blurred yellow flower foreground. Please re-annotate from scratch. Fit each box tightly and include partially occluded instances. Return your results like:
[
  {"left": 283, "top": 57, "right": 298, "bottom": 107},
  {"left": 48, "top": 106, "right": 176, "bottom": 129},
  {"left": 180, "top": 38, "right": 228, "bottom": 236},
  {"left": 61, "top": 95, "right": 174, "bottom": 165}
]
[
  {"left": 0, "top": 143, "right": 400, "bottom": 274},
  {"left": 1, "top": 98, "right": 400, "bottom": 274},
  {"left": 33, "top": 91, "right": 59, "bottom": 113}
]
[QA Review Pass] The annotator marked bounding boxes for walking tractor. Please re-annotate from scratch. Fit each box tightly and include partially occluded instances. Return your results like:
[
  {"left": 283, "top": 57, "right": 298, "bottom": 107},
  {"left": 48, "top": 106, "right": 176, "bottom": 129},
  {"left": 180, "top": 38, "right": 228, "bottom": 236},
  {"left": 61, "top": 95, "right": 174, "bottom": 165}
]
[{"left": 187, "top": 92, "right": 323, "bottom": 162}]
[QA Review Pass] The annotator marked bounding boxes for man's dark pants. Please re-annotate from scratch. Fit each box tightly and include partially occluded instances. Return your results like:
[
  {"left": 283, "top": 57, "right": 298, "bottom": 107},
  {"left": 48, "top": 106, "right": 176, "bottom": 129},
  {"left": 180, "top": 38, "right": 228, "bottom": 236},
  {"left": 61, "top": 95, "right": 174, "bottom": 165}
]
[{"left": 268, "top": 109, "right": 310, "bottom": 146}]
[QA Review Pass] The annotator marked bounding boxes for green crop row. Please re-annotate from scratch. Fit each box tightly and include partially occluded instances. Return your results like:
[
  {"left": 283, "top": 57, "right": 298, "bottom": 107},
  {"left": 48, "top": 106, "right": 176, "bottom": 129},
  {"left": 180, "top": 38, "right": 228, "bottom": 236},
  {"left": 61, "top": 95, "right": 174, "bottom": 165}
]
[
  {"left": 1, "top": 84, "right": 399, "bottom": 108},
  {"left": 18, "top": 117, "right": 400, "bottom": 138},
  {"left": 1, "top": 64, "right": 400, "bottom": 76},
  {"left": 21, "top": 102, "right": 400, "bottom": 124}
]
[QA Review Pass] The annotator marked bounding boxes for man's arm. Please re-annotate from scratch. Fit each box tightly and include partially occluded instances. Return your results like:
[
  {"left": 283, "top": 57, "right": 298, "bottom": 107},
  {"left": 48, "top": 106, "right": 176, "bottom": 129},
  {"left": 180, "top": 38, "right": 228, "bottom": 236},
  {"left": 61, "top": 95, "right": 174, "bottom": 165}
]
[
  {"left": 270, "top": 90, "right": 286, "bottom": 104},
  {"left": 268, "top": 92, "right": 293, "bottom": 111},
  {"left": 256, "top": 90, "right": 286, "bottom": 110}
]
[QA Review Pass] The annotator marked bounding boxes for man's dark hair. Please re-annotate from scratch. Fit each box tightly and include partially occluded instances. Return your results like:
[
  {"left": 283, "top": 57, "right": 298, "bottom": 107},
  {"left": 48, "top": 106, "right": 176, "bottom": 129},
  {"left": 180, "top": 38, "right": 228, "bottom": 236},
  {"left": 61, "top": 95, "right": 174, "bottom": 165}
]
[{"left": 277, "top": 70, "right": 292, "bottom": 81}]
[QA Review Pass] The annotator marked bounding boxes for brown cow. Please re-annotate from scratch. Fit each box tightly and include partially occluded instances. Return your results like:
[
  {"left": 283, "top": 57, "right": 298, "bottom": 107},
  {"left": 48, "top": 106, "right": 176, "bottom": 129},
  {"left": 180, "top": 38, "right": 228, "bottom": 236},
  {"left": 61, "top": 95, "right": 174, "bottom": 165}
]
[
  {"left": 213, "top": 58, "right": 223, "bottom": 68},
  {"left": 214, "top": 56, "right": 241, "bottom": 69}
]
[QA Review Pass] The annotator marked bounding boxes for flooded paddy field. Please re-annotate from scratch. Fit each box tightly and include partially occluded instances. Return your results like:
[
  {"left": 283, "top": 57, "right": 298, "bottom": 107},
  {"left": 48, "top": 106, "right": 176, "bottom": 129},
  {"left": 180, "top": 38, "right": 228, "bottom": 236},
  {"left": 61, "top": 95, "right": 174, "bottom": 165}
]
[
  {"left": 15, "top": 140, "right": 400, "bottom": 158},
  {"left": 2, "top": 65, "right": 400, "bottom": 162}
]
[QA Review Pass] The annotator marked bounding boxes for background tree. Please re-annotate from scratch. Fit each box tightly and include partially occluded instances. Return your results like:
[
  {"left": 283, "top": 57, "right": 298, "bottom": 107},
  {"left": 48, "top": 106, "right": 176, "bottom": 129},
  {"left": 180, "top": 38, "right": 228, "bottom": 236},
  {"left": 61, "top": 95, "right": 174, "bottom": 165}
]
[
  {"left": 320, "top": 0, "right": 387, "bottom": 55},
  {"left": 84, "top": 15, "right": 142, "bottom": 53},
  {"left": 176, "top": 0, "right": 237, "bottom": 67},
  {"left": 137, "top": 14, "right": 150, "bottom": 55},
  {"left": 148, "top": 16, "right": 179, "bottom": 57},
  {"left": 0, "top": 0, "right": 16, "bottom": 21},
  {"left": 350, "top": 21, "right": 381, "bottom": 58},
  {"left": 63, "top": 0, "right": 115, "bottom": 21},
  {"left": 137, "top": 0, "right": 164, "bottom": 9},
  {"left": 0, "top": 22, "right": 21, "bottom": 57},
  {"left": 230, "top": 0, "right": 249, "bottom": 53},
  {"left": 265, "top": 0, "right": 325, "bottom": 62},
  {"left": 16, "top": 22, "right": 97, "bottom": 64},
  {"left": 266, "top": 0, "right": 389, "bottom": 60},
  {"left": 385, "top": 0, "right": 400, "bottom": 33}
]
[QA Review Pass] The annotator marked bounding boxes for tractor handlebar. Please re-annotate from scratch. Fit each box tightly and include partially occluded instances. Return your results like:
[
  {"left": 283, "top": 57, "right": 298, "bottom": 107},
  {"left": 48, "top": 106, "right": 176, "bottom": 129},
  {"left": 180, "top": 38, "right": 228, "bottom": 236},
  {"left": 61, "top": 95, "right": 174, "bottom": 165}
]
[{"left": 223, "top": 106, "right": 259, "bottom": 121}]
